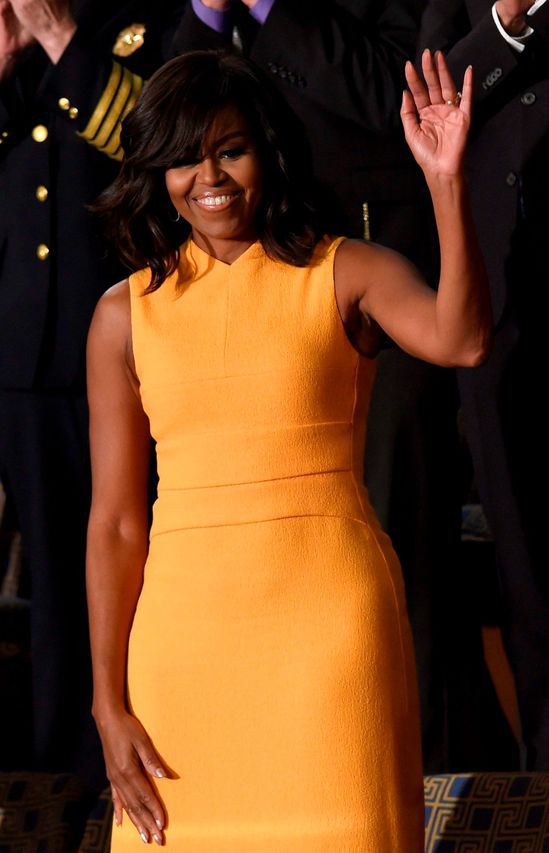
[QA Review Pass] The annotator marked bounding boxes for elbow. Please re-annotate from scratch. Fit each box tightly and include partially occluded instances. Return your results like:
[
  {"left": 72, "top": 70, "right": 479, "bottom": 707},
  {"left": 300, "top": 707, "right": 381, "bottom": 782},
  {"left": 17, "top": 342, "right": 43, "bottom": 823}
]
[{"left": 456, "top": 329, "right": 493, "bottom": 368}]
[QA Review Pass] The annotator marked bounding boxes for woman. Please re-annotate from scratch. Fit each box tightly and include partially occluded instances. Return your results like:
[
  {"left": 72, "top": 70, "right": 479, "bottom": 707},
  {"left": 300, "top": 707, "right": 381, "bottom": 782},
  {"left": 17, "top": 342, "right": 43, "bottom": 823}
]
[{"left": 86, "top": 49, "right": 490, "bottom": 850}]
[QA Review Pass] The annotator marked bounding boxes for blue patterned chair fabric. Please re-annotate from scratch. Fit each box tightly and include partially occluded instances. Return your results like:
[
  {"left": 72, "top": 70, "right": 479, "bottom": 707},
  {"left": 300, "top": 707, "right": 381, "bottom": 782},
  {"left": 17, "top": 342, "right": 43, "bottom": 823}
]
[
  {"left": 424, "top": 773, "right": 549, "bottom": 852},
  {"left": 1, "top": 772, "right": 548, "bottom": 851}
]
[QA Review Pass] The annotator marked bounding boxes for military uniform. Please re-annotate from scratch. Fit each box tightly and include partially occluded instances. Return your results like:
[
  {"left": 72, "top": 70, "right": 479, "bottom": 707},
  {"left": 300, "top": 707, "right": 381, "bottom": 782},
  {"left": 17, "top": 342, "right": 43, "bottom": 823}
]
[{"left": 0, "top": 0, "right": 171, "bottom": 788}]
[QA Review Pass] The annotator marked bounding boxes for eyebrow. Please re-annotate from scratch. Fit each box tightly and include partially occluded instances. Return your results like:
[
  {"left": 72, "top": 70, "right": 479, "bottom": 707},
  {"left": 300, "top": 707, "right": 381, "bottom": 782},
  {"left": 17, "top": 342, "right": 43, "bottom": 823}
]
[{"left": 211, "top": 130, "right": 249, "bottom": 147}]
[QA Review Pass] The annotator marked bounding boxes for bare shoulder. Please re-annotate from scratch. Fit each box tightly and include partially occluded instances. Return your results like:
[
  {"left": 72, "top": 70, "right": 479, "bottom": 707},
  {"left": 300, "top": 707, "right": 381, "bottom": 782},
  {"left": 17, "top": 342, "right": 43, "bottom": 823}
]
[
  {"left": 334, "top": 238, "right": 400, "bottom": 307},
  {"left": 335, "top": 238, "right": 412, "bottom": 281},
  {"left": 88, "top": 279, "right": 131, "bottom": 350}
]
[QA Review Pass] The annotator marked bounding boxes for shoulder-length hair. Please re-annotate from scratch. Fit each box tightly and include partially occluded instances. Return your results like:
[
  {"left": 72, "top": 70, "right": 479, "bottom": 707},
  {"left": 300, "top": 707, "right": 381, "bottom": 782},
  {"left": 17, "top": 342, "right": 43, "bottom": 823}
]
[{"left": 94, "top": 50, "right": 326, "bottom": 291}]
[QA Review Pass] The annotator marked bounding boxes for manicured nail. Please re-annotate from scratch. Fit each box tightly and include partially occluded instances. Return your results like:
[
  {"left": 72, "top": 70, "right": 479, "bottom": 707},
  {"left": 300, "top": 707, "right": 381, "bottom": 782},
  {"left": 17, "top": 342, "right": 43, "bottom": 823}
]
[
  {"left": 154, "top": 768, "right": 165, "bottom": 778},
  {"left": 153, "top": 834, "right": 163, "bottom": 845},
  {"left": 156, "top": 819, "right": 163, "bottom": 830},
  {"left": 140, "top": 831, "right": 149, "bottom": 843},
  {"left": 115, "top": 814, "right": 121, "bottom": 827}
]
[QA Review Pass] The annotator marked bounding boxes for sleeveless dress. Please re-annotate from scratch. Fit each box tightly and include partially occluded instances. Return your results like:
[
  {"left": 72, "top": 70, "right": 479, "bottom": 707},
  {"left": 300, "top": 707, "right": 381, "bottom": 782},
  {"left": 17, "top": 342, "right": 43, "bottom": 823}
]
[{"left": 111, "top": 236, "right": 424, "bottom": 851}]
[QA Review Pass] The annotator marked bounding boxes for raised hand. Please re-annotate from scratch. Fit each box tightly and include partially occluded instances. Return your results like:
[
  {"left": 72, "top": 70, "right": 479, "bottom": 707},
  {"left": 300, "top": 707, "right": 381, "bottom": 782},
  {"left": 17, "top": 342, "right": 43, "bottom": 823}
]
[
  {"left": 401, "top": 50, "right": 472, "bottom": 180},
  {"left": 1, "top": 0, "right": 34, "bottom": 79},
  {"left": 7, "top": 0, "right": 75, "bottom": 62}
]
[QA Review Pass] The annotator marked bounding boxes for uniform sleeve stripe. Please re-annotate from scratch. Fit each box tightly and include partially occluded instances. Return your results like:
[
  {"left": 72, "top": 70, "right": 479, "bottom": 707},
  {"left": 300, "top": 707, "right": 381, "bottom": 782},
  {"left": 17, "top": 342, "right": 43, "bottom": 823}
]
[
  {"left": 79, "top": 61, "right": 123, "bottom": 143},
  {"left": 100, "top": 73, "right": 143, "bottom": 158},
  {"left": 79, "top": 62, "right": 145, "bottom": 160},
  {"left": 93, "top": 67, "right": 133, "bottom": 149}
]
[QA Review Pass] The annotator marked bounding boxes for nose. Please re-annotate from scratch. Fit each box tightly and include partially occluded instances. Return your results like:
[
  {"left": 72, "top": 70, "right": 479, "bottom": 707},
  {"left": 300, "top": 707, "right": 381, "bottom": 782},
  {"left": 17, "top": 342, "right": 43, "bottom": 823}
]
[{"left": 198, "top": 156, "right": 226, "bottom": 186}]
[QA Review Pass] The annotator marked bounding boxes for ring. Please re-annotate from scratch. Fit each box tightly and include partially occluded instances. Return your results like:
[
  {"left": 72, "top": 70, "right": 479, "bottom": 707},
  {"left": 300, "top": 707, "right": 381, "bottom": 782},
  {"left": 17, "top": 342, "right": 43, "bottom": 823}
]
[{"left": 446, "top": 92, "right": 462, "bottom": 106}]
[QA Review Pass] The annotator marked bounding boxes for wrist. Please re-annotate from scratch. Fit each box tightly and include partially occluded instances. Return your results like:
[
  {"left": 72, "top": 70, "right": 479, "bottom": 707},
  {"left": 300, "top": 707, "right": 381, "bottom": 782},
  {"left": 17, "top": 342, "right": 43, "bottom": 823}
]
[
  {"left": 92, "top": 696, "right": 127, "bottom": 725},
  {"left": 425, "top": 171, "right": 468, "bottom": 198},
  {"left": 495, "top": 2, "right": 528, "bottom": 34}
]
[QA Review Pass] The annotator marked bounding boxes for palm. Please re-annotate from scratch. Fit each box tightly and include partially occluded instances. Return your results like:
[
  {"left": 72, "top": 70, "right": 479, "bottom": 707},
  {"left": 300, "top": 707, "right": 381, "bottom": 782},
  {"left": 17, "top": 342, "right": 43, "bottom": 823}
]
[
  {"left": 0, "top": 1, "right": 33, "bottom": 56},
  {"left": 401, "top": 51, "right": 472, "bottom": 179},
  {"left": 409, "top": 103, "right": 469, "bottom": 175}
]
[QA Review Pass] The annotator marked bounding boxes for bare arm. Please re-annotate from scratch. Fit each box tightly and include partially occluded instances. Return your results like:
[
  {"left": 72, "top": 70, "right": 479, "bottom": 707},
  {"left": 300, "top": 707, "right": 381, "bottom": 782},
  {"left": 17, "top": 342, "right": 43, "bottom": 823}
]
[
  {"left": 86, "top": 281, "right": 166, "bottom": 846},
  {"left": 336, "top": 50, "right": 492, "bottom": 367}
]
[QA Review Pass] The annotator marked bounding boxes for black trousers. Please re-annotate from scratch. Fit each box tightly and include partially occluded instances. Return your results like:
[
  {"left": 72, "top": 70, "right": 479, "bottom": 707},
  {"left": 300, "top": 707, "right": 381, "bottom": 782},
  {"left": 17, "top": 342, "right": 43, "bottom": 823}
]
[
  {"left": 458, "top": 316, "right": 549, "bottom": 770},
  {"left": 365, "top": 348, "right": 518, "bottom": 772},
  {"left": 0, "top": 389, "right": 105, "bottom": 792}
]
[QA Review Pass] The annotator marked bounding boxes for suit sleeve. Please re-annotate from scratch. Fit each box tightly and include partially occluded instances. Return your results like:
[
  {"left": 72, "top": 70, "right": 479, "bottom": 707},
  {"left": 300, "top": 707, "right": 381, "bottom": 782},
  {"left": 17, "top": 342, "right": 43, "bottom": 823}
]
[
  {"left": 168, "top": 1, "right": 231, "bottom": 56},
  {"left": 529, "top": 0, "right": 549, "bottom": 40},
  {"left": 248, "top": 0, "right": 425, "bottom": 131},
  {"left": 417, "top": 0, "right": 524, "bottom": 112}
]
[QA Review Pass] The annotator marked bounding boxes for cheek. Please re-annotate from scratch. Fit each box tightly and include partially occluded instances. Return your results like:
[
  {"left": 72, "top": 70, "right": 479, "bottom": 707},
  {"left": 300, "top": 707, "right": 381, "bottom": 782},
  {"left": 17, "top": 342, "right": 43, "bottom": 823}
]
[{"left": 165, "top": 172, "right": 191, "bottom": 206}]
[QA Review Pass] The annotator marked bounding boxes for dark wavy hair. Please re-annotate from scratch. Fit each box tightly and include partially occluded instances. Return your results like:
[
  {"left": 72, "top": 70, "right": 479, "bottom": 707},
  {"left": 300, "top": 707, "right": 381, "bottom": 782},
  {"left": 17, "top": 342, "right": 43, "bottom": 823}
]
[{"left": 94, "top": 50, "right": 327, "bottom": 291}]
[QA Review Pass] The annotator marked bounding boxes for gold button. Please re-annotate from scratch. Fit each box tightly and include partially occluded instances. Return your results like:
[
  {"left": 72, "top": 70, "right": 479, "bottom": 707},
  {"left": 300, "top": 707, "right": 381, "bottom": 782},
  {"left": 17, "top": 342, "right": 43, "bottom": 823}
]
[
  {"left": 1, "top": 131, "right": 8, "bottom": 138},
  {"left": 32, "top": 125, "right": 48, "bottom": 143},
  {"left": 36, "top": 185, "right": 49, "bottom": 202},
  {"left": 68, "top": 106, "right": 79, "bottom": 120},
  {"left": 58, "top": 97, "right": 70, "bottom": 111},
  {"left": 36, "top": 243, "right": 50, "bottom": 261}
]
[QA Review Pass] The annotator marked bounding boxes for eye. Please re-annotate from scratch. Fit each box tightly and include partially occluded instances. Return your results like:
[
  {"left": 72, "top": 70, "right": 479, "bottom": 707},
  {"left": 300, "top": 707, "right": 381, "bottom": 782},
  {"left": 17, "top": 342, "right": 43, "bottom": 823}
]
[{"left": 218, "top": 145, "right": 247, "bottom": 160}]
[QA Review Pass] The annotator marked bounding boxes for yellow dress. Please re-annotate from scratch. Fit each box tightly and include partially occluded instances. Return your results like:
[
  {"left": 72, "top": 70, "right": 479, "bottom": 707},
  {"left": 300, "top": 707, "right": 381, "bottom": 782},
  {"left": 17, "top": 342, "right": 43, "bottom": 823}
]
[{"left": 112, "top": 236, "right": 424, "bottom": 851}]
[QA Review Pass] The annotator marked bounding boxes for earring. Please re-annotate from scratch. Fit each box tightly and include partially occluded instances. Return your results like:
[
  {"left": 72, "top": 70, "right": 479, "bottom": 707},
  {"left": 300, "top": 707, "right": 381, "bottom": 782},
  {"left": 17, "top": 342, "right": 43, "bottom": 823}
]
[{"left": 171, "top": 210, "right": 181, "bottom": 222}]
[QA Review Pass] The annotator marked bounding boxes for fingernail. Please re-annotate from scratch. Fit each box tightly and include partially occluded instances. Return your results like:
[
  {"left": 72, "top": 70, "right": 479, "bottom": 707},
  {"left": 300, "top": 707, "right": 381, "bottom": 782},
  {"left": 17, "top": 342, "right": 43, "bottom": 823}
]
[
  {"left": 140, "top": 831, "right": 149, "bottom": 843},
  {"left": 156, "top": 819, "right": 164, "bottom": 830},
  {"left": 115, "top": 815, "right": 121, "bottom": 827},
  {"left": 155, "top": 769, "right": 165, "bottom": 778},
  {"left": 153, "top": 834, "right": 163, "bottom": 845}
]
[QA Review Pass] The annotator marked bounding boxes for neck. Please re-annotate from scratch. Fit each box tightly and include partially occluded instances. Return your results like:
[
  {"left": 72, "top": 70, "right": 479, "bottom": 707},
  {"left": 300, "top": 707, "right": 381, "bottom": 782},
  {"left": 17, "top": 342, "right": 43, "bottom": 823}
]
[{"left": 191, "top": 231, "right": 257, "bottom": 265}]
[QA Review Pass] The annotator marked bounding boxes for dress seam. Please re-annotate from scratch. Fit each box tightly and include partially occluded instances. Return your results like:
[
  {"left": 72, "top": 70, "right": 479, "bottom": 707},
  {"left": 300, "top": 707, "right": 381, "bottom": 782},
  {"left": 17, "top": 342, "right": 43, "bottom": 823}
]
[{"left": 349, "top": 356, "right": 411, "bottom": 718}]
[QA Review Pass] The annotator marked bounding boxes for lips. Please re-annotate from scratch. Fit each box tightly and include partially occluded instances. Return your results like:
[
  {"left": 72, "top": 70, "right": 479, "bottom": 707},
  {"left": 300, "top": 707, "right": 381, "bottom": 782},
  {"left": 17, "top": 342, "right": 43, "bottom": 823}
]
[{"left": 193, "top": 191, "right": 240, "bottom": 209}]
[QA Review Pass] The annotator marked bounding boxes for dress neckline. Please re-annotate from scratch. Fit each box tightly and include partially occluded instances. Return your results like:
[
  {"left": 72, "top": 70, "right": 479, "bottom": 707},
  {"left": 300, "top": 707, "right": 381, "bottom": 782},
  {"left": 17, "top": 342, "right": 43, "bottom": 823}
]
[{"left": 187, "top": 238, "right": 264, "bottom": 269}]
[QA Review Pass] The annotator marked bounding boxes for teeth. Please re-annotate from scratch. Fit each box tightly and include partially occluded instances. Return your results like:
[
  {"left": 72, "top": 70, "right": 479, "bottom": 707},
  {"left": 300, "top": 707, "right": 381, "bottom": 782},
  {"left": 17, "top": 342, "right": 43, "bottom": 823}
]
[{"left": 196, "top": 194, "right": 234, "bottom": 207}]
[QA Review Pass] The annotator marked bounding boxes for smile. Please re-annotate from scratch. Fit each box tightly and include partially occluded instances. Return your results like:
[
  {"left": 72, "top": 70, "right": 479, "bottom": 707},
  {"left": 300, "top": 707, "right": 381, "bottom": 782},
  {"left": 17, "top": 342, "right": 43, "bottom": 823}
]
[{"left": 193, "top": 192, "right": 240, "bottom": 208}]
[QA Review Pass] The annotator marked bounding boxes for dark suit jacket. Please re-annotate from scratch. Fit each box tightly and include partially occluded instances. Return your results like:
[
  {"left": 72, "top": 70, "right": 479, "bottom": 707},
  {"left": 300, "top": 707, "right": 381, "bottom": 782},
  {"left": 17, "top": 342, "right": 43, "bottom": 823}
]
[
  {"left": 169, "top": 0, "right": 438, "bottom": 280},
  {"left": 418, "top": 0, "right": 549, "bottom": 325},
  {"left": 0, "top": 0, "right": 171, "bottom": 391}
]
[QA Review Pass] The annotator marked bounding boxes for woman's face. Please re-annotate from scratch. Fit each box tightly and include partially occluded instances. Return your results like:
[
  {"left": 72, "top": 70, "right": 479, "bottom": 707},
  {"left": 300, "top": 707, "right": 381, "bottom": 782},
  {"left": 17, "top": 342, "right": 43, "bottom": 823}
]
[{"left": 165, "top": 105, "right": 263, "bottom": 260}]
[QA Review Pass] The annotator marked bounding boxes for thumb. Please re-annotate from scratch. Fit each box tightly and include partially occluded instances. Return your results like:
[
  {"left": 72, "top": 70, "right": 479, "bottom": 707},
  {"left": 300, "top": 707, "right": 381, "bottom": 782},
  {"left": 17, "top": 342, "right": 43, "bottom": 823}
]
[
  {"left": 134, "top": 734, "right": 169, "bottom": 780},
  {"left": 400, "top": 89, "right": 419, "bottom": 141}
]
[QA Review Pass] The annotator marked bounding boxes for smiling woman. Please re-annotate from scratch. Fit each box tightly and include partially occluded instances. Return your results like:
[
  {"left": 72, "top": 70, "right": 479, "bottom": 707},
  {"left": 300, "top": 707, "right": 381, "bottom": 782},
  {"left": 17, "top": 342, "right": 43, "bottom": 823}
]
[
  {"left": 86, "top": 49, "right": 490, "bottom": 852},
  {"left": 95, "top": 50, "right": 324, "bottom": 290},
  {"left": 164, "top": 109, "right": 263, "bottom": 263}
]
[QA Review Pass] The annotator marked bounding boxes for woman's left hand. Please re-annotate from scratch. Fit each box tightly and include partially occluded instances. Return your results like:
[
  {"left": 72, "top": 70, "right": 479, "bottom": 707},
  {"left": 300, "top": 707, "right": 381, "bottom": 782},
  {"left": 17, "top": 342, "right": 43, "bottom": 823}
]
[{"left": 401, "top": 50, "right": 472, "bottom": 179}]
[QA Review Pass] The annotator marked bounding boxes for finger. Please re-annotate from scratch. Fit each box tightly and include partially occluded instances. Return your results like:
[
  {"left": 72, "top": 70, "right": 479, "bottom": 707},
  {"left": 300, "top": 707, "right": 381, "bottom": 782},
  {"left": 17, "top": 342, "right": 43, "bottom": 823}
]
[
  {"left": 404, "top": 60, "right": 430, "bottom": 112},
  {"left": 435, "top": 50, "right": 458, "bottom": 103},
  {"left": 421, "top": 48, "right": 443, "bottom": 104},
  {"left": 111, "top": 785, "right": 123, "bottom": 828},
  {"left": 135, "top": 739, "right": 168, "bottom": 782},
  {"left": 111, "top": 764, "right": 165, "bottom": 844},
  {"left": 120, "top": 779, "right": 165, "bottom": 846},
  {"left": 459, "top": 64, "right": 473, "bottom": 121},
  {"left": 400, "top": 89, "right": 420, "bottom": 142}
]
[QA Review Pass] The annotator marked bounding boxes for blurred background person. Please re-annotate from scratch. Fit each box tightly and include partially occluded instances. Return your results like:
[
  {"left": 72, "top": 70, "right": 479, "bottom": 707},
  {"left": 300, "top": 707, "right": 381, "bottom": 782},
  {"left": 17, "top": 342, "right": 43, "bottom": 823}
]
[
  {"left": 0, "top": 0, "right": 171, "bottom": 793},
  {"left": 418, "top": 0, "right": 549, "bottom": 770}
]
